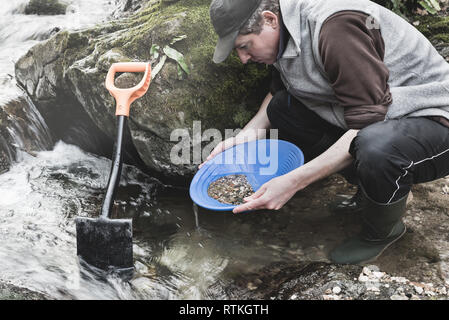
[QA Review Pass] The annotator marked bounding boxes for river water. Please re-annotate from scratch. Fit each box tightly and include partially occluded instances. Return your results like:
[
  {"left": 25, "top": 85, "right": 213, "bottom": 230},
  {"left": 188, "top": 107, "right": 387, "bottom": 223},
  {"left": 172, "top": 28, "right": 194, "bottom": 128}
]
[
  {"left": 0, "top": 141, "right": 307, "bottom": 299},
  {"left": 0, "top": 0, "right": 119, "bottom": 103},
  {"left": 0, "top": 0, "right": 309, "bottom": 300}
]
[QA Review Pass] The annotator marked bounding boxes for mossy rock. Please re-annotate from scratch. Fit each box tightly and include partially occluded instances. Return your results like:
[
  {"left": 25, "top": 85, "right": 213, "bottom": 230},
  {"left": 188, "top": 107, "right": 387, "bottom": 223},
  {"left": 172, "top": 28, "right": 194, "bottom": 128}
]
[
  {"left": 15, "top": 0, "right": 271, "bottom": 181},
  {"left": 24, "top": 0, "right": 67, "bottom": 16}
]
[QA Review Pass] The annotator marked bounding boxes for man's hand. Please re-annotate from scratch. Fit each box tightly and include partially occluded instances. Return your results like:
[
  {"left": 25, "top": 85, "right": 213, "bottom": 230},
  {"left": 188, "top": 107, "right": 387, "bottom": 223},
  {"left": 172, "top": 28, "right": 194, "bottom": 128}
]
[
  {"left": 198, "top": 92, "right": 273, "bottom": 170},
  {"left": 198, "top": 131, "right": 259, "bottom": 169},
  {"left": 232, "top": 129, "right": 360, "bottom": 214},
  {"left": 232, "top": 174, "right": 300, "bottom": 213},
  {"left": 198, "top": 136, "right": 237, "bottom": 169}
]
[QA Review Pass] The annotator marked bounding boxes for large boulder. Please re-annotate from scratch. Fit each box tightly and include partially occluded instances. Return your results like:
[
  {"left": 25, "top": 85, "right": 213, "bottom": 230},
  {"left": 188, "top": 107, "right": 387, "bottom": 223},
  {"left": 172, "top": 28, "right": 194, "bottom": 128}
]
[{"left": 15, "top": 0, "right": 271, "bottom": 184}]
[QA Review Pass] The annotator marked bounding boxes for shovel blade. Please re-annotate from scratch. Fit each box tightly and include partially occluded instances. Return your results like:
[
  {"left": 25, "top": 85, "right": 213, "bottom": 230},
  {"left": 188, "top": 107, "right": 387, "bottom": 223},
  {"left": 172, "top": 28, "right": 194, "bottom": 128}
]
[{"left": 75, "top": 217, "right": 133, "bottom": 270}]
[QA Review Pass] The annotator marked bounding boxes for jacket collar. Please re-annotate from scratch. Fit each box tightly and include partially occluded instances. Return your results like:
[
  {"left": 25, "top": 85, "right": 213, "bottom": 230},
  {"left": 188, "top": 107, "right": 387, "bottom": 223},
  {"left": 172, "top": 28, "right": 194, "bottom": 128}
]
[
  {"left": 276, "top": 15, "right": 289, "bottom": 60},
  {"left": 279, "top": 0, "right": 304, "bottom": 58}
]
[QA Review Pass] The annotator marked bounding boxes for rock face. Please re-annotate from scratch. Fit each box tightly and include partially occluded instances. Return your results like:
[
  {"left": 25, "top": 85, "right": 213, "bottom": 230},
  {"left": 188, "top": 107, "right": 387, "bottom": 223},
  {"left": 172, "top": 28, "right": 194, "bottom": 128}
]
[
  {"left": 15, "top": 0, "right": 271, "bottom": 184},
  {"left": 0, "top": 76, "right": 53, "bottom": 173}
]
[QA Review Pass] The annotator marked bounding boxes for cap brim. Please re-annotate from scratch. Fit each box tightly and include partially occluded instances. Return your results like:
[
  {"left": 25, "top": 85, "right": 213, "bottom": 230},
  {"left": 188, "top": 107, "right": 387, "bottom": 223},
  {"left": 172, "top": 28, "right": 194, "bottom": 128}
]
[{"left": 213, "top": 30, "right": 239, "bottom": 63}]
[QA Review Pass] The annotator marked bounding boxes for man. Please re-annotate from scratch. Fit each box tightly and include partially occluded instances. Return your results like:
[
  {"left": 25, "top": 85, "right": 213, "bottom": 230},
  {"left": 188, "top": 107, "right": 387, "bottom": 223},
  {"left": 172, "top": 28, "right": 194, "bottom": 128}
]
[{"left": 205, "top": 0, "right": 449, "bottom": 264}]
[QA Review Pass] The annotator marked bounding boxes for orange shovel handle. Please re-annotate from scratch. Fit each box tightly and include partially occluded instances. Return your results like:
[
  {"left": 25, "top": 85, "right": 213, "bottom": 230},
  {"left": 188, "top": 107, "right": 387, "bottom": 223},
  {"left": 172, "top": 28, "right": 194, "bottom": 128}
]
[{"left": 105, "top": 62, "right": 152, "bottom": 116}]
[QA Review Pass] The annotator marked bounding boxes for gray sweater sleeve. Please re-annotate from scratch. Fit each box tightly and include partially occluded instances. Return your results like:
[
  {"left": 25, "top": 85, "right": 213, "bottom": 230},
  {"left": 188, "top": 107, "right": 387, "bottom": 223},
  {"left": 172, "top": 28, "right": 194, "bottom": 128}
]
[{"left": 319, "top": 11, "right": 392, "bottom": 129}]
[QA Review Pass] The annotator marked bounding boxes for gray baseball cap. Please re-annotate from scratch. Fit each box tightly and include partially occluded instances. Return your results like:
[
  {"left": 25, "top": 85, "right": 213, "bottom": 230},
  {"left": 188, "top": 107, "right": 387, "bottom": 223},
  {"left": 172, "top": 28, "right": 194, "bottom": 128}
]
[{"left": 210, "top": 0, "right": 262, "bottom": 63}]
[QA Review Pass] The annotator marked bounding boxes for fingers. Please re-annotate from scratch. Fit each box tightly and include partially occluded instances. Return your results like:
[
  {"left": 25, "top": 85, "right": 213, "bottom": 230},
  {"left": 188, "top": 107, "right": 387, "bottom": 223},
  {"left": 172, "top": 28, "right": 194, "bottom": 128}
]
[
  {"left": 206, "top": 148, "right": 220, "bottom": 161},
  {"left": 198, "top": 137, "right": 240, "bottom": 169},
  {"left": 233, "top": 197, "right": 265, "bottom": 214},
  {"left": 198, "top": 138, "right": 236, "bottom": 169},
  {"left": 243, "top": 186, "right": 266, "bottom": 202},
  {"left": 233, "top": 187, "right": 267, "bottom": 213},
  {"left": 198, "top": 143, "right": 223, "bottom": 169}
]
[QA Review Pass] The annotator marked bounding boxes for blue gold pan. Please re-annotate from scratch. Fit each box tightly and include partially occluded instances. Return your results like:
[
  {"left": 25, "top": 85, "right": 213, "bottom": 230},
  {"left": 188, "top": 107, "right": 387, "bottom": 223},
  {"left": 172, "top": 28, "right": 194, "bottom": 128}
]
[{"left": 189, "top": 139, "right": 304, "bottom": 212}]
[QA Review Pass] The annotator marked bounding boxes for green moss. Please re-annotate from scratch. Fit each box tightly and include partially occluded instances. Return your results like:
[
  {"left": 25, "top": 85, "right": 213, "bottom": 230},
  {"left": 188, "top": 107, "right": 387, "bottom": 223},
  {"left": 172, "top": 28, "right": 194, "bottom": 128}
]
[
  {"left": 415, "top": 16, "right": 449, "bottom": 44},
  {"left": 233, "top": 108, "right": 254, "bottom": 128},
  {"left": 45, "top": 0, "right": 270, "bottom": 138},
  {"left": 66, "top": 33, "right": 89, "bottom": 49},
  {"left": 373, "top": 1, "right": 443, "bottom": 18},
  {"left": 160, "top": 0, "right": 270, "bottom": 130},
  {"left": 432, "top": 34, "right": 449, "bottom": 43},
  {"left": 92, "top": 0, "right": 270, "bottom": 131}
]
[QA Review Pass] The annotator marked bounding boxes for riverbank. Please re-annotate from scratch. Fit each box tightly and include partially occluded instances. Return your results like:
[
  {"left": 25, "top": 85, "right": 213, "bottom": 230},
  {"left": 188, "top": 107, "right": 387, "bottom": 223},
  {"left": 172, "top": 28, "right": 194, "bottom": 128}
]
[{"left": 224, "top": 174, "right": 449, "bottom": 300}]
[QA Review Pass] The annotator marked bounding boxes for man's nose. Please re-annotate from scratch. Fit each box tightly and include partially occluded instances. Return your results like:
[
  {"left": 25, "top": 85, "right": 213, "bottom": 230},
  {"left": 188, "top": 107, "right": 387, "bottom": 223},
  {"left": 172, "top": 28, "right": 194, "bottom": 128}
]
[{"left": 236, "top": 49, "right": 251, "bottom": 64}]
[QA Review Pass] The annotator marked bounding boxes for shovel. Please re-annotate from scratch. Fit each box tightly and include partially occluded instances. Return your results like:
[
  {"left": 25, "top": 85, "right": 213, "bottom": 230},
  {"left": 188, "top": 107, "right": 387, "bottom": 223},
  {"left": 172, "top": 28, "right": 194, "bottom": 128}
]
[{"left": 75, "top": 62, "right": 151, "bottom": 271}]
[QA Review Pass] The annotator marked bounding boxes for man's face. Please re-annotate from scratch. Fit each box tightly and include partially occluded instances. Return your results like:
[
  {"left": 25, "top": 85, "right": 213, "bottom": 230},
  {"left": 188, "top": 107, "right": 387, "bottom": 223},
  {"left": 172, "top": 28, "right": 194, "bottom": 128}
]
[{"left": 234, "top": 11, "right": 280, "bottom": 65}]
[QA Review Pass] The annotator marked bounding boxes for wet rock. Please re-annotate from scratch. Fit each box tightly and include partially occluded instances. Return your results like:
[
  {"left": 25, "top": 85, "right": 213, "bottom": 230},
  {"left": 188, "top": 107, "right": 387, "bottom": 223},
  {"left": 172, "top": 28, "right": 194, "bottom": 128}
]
[
  {"left": 24, "top": 0, "right": 67, "bottom": 15},
  {"left": 0, "top": 281, "right": 50, "bottom": 300},
  {"left": 226, "top": 261, "right": 449, "bottom": 300},
  {"left": 134, "top": 261, "right": 149, "bottom": 274},
  {"left": 0, "top": 150, "right": 9, "bottom": 174},
  {"left": 0, "top": 91, "right": 53, "bottom": 170},
  {"left": 130, "top": 276, "right": 171, "bottom": 299},
  {"left": 122, "top": 0, "right": 144, "bottom": 12}
]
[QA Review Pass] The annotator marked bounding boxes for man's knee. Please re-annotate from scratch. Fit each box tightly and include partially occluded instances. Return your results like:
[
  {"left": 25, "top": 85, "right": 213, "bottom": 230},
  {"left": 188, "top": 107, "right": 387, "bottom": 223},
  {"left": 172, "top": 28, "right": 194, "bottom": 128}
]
[
  {"left": 351, "top": 122, "right": 403, "bottom": 180},
  {"left": 350, "top": 121, "right": 399, "bottom": 167}
]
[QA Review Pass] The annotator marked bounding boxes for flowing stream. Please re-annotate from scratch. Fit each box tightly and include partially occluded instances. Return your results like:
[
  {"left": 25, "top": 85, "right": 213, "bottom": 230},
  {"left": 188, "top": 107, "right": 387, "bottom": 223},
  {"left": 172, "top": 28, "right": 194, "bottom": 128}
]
[
  {"left": 0, "top": 0, "right": 120, "bottom": 102},
  {"left": 0, "top": 141, "right": 306, "bottom": 299},
  {"left": 0, "top": 0, "right": 310, "bottom": 300}
]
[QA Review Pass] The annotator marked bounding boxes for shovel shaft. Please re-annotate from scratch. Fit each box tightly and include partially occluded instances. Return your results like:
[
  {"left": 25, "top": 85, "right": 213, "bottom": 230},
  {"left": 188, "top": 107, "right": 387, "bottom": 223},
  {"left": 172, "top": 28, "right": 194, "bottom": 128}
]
[
  {"left": 75, "top": 62, "right": 152, "bottom": 272},
  {"left": 101, "top": 115, "right": 127, "bottom": 218}
]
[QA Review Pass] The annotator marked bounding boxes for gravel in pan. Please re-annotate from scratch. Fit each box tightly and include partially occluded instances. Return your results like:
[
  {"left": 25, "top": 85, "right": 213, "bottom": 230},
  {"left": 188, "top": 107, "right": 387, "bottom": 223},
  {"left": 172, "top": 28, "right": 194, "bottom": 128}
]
[{"left": 207, "top": 174, "right": 254, "bottom": 205}]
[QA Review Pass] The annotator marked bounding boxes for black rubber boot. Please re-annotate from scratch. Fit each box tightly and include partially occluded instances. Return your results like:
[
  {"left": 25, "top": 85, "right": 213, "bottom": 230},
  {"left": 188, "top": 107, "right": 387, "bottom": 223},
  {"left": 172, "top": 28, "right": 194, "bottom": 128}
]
[
  {"left": 329, "top": 192, "right": 408, "bottom": 265},
  {"left": 329, "top": 186, "right": 366, "bottom": 214}
]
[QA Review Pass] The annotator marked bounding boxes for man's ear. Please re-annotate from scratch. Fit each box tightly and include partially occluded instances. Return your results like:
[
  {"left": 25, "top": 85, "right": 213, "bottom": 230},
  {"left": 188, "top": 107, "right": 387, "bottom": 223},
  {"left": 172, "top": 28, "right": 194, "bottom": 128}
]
[{"left": 261, "top": 11, "right": 279, "bottom": 29}]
